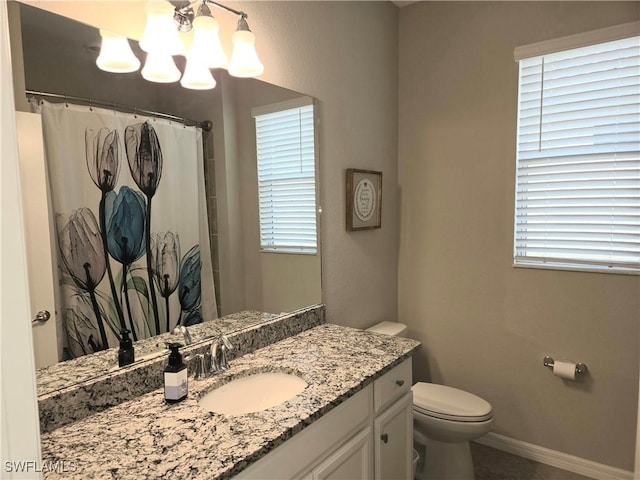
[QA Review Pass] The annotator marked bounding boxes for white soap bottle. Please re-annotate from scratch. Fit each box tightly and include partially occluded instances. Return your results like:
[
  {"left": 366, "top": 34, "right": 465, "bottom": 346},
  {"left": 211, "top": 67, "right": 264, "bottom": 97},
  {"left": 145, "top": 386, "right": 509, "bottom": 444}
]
[{"left": 164, "top": 343, "right": 188, "bottom": 403}]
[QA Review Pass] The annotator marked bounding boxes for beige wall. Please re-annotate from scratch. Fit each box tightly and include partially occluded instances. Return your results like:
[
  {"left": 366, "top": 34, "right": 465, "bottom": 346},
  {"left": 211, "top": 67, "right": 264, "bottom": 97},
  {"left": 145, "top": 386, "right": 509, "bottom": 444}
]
[
  {"left": 259, "top": 253, "right": 322, "bottom": 313},
  {"left": 398, "top": 2, "right": 640, "bottom": 470}
]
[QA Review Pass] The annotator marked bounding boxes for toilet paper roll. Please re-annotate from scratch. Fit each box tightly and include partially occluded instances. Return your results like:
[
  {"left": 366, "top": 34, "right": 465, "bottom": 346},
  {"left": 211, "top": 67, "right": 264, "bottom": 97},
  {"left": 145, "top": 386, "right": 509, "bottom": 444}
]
[{"left": 553, "top": 360, "right": 576, "bottom": 380}]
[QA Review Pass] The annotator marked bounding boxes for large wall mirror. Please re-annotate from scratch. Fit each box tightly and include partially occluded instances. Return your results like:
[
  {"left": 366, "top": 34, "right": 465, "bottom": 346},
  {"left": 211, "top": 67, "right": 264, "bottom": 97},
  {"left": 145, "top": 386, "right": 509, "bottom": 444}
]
[{"left": 11, "top": 2, "right": 322, "bottom": 388}]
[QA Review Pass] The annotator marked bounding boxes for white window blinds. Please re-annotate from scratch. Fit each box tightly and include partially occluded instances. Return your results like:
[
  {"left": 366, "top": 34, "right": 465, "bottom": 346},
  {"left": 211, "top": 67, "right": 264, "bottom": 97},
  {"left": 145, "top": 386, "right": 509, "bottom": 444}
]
[
  {"left": 514, "top": 34, "right": 640, "bottom": 273},
  {"left": 253, "top": 99, "right": 317, "bottom": 254}
]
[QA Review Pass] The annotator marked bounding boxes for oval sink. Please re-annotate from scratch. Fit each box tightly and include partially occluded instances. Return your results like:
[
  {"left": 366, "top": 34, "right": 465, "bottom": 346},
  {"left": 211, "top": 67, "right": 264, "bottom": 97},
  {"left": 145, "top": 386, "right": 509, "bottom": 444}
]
[{"left": 198, "top": 372, "right": 308, "bottom": 415}]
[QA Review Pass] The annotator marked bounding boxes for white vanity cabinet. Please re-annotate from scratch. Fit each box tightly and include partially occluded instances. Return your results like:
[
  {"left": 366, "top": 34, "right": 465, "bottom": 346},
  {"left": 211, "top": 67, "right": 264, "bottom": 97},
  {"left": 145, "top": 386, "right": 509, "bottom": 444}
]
[
  {"left": 235, "top": 359, "right": 413, "bottom": 480},
  {"left": 373, "top": 359, "right": 413, "bottom": 480}
]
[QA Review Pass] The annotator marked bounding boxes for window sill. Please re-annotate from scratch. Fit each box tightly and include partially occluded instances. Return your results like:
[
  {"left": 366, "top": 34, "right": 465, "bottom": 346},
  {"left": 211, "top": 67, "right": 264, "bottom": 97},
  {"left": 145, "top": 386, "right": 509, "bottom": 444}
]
[
  {"left": 513, "top": 261, "right": 640, "bottom": 276},
  {"left": 260, "top": 249, "right": 318, "bottom": 256}
]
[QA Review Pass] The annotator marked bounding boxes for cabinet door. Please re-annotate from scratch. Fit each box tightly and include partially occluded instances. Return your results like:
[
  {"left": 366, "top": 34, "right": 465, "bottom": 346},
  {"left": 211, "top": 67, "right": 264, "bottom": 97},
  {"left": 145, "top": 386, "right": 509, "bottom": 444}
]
[
  {"left": 313, "top": 427, "right": 373, "bottom": 480},
  {"left": 234, "top": 385, "right": 373, "bottom": 479},
  {"left": 374, "top": 392, "right": 413, "bottom": 480}
]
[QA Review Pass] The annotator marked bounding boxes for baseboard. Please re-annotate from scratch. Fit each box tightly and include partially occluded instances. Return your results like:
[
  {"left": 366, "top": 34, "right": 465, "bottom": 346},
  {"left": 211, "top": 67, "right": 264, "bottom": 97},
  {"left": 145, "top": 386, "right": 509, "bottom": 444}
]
[{"left": 474, "top": 432, "right": 633, "bottom": 480}]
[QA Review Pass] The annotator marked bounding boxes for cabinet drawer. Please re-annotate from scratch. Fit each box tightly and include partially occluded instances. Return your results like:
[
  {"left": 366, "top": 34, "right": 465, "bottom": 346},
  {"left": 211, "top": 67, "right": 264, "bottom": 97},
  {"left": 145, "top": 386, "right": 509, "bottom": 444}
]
[{"left": 374, "top": 359, "right": 412, "bottom": 413}]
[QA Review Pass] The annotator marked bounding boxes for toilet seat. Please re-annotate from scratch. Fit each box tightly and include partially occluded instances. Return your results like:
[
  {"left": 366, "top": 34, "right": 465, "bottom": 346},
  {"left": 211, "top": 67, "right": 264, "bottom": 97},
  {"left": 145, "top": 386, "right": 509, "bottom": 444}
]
[{"left": 412, "top": 383, "right": 493, "bottom": 423}]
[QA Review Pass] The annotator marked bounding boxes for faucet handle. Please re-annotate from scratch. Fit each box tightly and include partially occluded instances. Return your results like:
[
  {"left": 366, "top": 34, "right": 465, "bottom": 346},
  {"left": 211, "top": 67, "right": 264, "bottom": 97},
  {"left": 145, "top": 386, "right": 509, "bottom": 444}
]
[
  {"left": 194, "top": 352, "right": 213, "bottom": 380},
  {"left": 173, "top": 325, "right": 193, "bottom": 345},
  {"left": 211, "top": 335, "right": 233, "bottom": 372},
  {"left": 219, "top": 334, "right": 233, "bottom": 351}
]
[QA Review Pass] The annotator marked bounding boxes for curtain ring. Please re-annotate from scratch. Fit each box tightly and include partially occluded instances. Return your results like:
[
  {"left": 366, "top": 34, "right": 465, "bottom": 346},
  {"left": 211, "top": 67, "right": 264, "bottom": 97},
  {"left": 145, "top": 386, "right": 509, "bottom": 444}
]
[
  {"left": 133, "top": 106, "right": 137, "bottom": 119},
  {"left": 183, "top": 117, "right": 187, "bottom": 129},
  {"left": 64, "top": 94, "right": 69, "bottom": 107},
  {"left": 89, "top": 98, "right": 93, "bottom": 111},
  {"left": 112, "top": 102, "right": 116, "bottom": 115}
]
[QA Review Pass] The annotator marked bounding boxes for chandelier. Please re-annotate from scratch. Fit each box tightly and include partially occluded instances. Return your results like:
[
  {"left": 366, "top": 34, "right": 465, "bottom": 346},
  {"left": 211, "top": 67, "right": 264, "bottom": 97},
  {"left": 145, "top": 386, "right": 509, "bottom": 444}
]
[{"left": 96, "top": 0, "right": 263, "bottom": 90}]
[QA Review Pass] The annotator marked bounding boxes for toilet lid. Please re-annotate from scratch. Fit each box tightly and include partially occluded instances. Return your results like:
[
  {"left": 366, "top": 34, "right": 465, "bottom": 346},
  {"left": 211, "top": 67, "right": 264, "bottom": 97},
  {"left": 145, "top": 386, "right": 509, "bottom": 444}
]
[
  {"left": 412, "top": 383, "right": 493, "bottom": 422},
  {"left": 365, "top": 321, "right": 407, "bottom": 337}
]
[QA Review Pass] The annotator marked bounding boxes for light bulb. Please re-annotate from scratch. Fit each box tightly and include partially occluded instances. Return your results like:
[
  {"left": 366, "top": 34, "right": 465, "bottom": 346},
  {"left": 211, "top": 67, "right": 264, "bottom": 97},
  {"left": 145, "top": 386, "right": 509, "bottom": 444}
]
[
  {"left": 139, "top": 0, "right": 185, "bottom": 56},
  {"left": 141, "top": 51, "right": 181, "bottom": 83},
  {"left": 192, "top": 15, "right": 227, "bottom": 69},
  {"left": 181, "top": 54, "right": 217, "bottom": 90},
  {"left": 228, "top": 29, "right": 264, "bottom": 78},
  {"left": 97, "top": 30, "right": 140, "bottom": 73}
]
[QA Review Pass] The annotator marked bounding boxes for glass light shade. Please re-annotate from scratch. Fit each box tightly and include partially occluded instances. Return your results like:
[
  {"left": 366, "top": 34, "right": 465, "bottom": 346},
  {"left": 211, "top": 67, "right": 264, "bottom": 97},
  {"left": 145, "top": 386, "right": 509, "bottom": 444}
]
[
  {"left": 228, "top": 30, "right": 264, "bottom": 78},
  {"left": 180, "top": 55, "right": 217, "bottom": 90},
  {"left": 97, "top": 30, "right": 140, "bottom": 73},
  {"left": 192, "top": 15, "right": 227, "bottom": 68},
  {"left": 141, "top": 51, "right": 181, "bottom": 83},
  {"left": 139, "top": 0, "right": 185, "bottom": 55}
]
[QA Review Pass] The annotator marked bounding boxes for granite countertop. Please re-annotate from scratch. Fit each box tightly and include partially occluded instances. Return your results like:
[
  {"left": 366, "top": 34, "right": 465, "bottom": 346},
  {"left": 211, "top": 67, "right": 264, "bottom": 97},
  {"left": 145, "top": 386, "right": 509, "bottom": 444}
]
[
  {"left": 38, "top": 306, "right": 324, "bottom": 433},
  {"left": 40, "top": 324, "right": 420, "bottom": 479}
]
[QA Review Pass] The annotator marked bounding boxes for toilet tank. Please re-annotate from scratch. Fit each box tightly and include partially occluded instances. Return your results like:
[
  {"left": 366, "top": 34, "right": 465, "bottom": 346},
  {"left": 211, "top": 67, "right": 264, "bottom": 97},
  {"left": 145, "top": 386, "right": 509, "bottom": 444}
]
[{"left": 366, "top": 321, "right": 408, "bottom": 337}]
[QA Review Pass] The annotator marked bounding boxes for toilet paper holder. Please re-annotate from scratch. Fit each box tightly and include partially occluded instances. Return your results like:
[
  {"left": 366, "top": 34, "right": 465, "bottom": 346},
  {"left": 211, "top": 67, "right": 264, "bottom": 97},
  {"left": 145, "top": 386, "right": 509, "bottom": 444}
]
[{"left": 543, "top": 356, "right": 586, "bottom": 375}]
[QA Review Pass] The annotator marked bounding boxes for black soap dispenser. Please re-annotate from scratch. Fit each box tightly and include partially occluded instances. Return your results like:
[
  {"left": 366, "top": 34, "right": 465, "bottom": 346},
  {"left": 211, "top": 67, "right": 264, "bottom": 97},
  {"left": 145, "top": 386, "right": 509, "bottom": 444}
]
[
  {"left": 118, "top": 329, "right": 135, "bottom": 367},
  {"left": 164, "top": 343, "right": 188, "bottom": 403}
]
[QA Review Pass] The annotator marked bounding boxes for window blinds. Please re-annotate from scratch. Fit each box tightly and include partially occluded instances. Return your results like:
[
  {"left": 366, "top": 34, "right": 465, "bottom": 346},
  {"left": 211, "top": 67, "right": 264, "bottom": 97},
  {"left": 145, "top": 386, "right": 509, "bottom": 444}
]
[
  {"left": 254, "top": 101, "right": 317, "bottom": 254},
  {"left": 514, "top": 35, "right": 640, "bottom": 272}
]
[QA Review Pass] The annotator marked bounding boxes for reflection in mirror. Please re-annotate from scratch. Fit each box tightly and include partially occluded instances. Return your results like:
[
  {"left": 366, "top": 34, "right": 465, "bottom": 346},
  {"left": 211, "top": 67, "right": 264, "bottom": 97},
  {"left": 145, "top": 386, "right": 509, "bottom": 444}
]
[{"left": 13, "top": 3, "right": 321, "bottom": 388}]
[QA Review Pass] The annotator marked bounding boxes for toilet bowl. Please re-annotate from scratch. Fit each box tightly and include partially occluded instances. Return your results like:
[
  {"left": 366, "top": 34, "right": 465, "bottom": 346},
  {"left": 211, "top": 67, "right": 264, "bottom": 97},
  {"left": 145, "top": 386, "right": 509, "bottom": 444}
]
[{"left": 366, "top": 322, "right": 493, "bottom": 480}]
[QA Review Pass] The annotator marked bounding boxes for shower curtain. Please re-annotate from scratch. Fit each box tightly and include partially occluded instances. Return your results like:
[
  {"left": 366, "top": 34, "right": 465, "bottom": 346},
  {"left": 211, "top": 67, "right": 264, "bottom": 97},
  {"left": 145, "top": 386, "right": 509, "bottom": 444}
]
[{"left": 36, "top": 100, "right": 216, "bottom": 358}]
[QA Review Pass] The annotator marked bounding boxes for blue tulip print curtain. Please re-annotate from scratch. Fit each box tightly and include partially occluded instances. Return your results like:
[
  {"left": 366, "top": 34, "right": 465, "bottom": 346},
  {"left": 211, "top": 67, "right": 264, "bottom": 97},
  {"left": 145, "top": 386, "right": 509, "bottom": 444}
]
[{"left": 37, "top": 100, "right": 216, "bottom": 358}]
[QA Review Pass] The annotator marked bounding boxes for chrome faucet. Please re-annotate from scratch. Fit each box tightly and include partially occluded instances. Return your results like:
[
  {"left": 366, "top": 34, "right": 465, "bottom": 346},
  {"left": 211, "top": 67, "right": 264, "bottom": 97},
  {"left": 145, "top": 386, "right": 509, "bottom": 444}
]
[
  {"left": 193, "top": 352, "right": 213, "bottom": 380},
  {"left": 173, "top": 325, "right": 193, "bottom": 345},
  {"left": 192, "top": 335, "right": 234, "bottom": 380},
  {"left": 211, "top": 335, "right": 234, "bottom": 372}
]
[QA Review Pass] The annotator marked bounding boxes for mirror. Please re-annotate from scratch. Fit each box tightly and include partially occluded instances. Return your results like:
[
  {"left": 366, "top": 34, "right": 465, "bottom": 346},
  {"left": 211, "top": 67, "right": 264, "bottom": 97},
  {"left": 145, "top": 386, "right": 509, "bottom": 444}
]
[{"left": 13, "top": 2, "right": 321, "bottom": 390}]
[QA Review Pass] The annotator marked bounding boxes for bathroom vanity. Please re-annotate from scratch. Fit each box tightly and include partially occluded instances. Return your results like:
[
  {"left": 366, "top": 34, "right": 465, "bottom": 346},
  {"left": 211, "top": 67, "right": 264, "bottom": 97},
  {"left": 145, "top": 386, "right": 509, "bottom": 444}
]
[
  {"left": 39, "top": 321, "right": 420, "bottom": 479},
  {"left": 236, "top": 358, "right": 414, "bottom": 479}
]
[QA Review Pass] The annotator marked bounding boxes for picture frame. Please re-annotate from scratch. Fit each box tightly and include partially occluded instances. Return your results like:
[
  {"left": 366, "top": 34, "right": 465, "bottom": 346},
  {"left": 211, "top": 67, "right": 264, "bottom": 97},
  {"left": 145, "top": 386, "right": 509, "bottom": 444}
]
[{"left": 346, "top": 168, "right": 383, "bottom": 231}]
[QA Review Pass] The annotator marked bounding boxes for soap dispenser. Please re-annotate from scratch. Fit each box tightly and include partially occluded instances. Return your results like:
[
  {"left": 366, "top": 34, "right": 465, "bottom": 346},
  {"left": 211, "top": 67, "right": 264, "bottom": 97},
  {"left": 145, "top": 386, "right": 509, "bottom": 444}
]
[
  {"left": 164, "top": 343, "right": 188, "bottom": 403},
  {"left": 118, "top": 329, "right": 135, "bottom": 367}
]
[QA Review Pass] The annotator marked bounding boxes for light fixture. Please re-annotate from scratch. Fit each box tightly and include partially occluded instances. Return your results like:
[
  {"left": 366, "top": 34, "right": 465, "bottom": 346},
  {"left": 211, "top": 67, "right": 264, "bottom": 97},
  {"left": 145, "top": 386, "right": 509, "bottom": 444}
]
[
  {"left": 142, "top": 50, "right": 182, "bottom": 83},
  {"left": 180, "top": 44, "right": 217, "bottom": 90},
  {"left": 191, "top": 3, "right": 227, "bottom": 69},
  {"left": 96, "top": 30, "right": 141, "bottom": 73},
  {"left": 228, "top": 15, "right": 264, "bottom": 78},
  {"left": 140, "top": 0, "right": 185, "bottom": 55},
  {"left": 95, "top": 0, "right": 264, "bottom": 90}
]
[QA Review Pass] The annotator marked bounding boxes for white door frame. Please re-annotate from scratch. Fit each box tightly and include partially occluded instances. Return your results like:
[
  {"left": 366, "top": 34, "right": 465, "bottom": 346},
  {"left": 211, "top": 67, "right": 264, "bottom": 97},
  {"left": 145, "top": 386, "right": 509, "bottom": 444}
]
[{"left": 0, "top": 1, "right": 42, "bottom": 478}]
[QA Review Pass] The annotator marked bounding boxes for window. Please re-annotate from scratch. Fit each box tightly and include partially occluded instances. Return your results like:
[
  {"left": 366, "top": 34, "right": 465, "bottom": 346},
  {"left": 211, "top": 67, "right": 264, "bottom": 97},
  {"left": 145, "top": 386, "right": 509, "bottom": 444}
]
[
  {"left": 252, "top": 97, "right": 317, "bottom": 254},
  {"left": 514, "top": 26, "right": 640, "bottom": 274}
]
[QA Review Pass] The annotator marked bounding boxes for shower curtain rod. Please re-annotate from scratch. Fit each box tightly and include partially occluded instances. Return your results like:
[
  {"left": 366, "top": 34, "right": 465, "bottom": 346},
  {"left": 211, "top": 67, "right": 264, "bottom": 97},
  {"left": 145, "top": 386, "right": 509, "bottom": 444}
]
[{"left": 25, "top": 90, "right": 213, "bottom": 131}]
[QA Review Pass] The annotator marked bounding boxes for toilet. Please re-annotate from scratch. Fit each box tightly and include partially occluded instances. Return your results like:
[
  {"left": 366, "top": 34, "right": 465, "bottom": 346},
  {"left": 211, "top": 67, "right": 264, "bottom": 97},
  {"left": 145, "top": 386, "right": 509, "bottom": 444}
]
[{"left": 366, "top": 321, "right": 493, "bottom": 480}]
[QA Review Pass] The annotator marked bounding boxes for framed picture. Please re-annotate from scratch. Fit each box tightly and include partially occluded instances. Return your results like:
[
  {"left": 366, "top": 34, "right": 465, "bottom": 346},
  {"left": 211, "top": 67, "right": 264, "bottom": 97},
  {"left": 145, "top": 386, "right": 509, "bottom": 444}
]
[{"left": 346, "top": 169, "right": 383, "bottom": 231}]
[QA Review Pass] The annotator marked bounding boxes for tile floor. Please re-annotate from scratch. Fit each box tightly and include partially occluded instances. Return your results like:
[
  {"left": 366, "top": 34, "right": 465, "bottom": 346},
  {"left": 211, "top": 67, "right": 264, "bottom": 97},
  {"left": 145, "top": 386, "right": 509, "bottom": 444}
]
[{"left": 471, "top": 443, "right": 593, "bottom": 480}]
